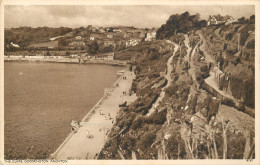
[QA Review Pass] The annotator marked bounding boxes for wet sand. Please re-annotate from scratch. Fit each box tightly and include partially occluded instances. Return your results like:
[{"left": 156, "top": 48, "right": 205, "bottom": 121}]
[{"left": 51, "top": 70, "right": 137, "bottom": 159}]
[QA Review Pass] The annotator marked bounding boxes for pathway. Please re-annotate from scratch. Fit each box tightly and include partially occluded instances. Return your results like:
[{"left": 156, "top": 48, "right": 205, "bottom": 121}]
[
  {"left": 52, "top": 71, "right": 137, "bottom": 159},
  {"left": 187, "top": 39, "right": 200, "bottom": 89},
  {"left": 197, "top": 31, "right": 238, "bottom": 102},
  {"left": 146, "top": 42, "right": 179, "bottom": 116}
]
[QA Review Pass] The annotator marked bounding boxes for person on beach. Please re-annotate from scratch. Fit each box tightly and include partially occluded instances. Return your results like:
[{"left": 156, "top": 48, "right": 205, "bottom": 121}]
[
  {"left": 99, "top": 109, "right": 103, "bottom": 115},
  {"left": 86, "top": 130, "right": 90, "bottom": 138}
]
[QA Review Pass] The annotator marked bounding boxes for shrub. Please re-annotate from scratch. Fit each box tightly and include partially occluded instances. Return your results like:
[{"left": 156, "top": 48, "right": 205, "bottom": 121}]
[
  {"left": 165, "top": 133, "right": 180, "bottom": 159},
  {"left": 221, "top": 98, "right": 235, "bottom": 107},
  {"left": 131, "top": 116, "right": 144, "bottom": 130},
  {"left": 240, "top": 33, "right": 250, "bottom": 46},
  {"left": 227, "top": 131, "right": 246, "bottom": 159},
  {"left": 150, "top": 109, "right": 167, "bottom": 125},
  {"left": 226, "top": 32, "right": 234, "bottom": 41},
  {"left": 246, "top": 39, "right": 255, "bottom": 49},
  {"left": 237, "top": 104, "right": 245, "bottom": 112},
  {"left": 137, "top": 131, "right": 156, "bottom": 151}
]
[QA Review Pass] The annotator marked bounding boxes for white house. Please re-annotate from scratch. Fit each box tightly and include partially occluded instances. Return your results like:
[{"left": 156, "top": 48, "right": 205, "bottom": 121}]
[
  {"left": 126, "top": 38, "right": 141, "bottom": 47},
  {"left": 107, "top": 34, "right": 113, "bottom": 39},
  {"left": 75, "top": 36, "right": 83, "bottom": 40},
  {"left": 225, "top": 17, "right": 235, "bottom": 25},
  {"left": 145, "top": 29, "right": 156, "bottom": 41},
  {"left": 207, "top": 15, "right": 235, "bottom": 26},
  {"left": 89, "top": 33, "right": 105, "bottom": 40},
  {"left": 69, "top": 41, "right": 86, "bottom": 46}
]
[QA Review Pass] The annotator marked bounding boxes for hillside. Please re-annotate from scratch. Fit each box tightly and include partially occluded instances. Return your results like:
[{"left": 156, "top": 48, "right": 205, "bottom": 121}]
[
  {"left": 98, "top": 13, "right": 255, "bottom": 160},
  {"left": 4, "top": 27, "right": 72, "bottom": 49}
]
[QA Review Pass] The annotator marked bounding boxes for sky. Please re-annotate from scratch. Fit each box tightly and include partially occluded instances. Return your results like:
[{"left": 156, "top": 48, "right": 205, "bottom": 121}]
[{"left": 4, "top": 5, "right": 255, "bottom": 28}]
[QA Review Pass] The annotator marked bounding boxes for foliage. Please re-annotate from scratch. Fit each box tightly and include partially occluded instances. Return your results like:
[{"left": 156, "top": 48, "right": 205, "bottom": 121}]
[
  {"left": 246, "top": 39, "right": 255, "bottom": 49},
  {"left": 88, "top": 40, "right": 99, "bottom": 54},
  {"left": 5, "top": 27, "right": 72, "bottom": 48},
  {"left": 156, "top": 11, "right": 206, "bottom": 39},
  {"left": 221, "top": 98, "right": 235, "bottom": 107},
  {"left": 226, "top": 32, "right": 234, "bottom": 41},
  {"left": 136, "top": 131, "right": 156, "bottom": 151},
  {"left": 150, "top": 109, "right": 167, "bottom": 125}
]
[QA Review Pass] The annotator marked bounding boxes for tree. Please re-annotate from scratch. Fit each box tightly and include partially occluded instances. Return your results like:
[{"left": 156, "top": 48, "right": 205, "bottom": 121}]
[
  {"left": 88, "top": 40, "right": 99, "bottom": 54},
  {"left": 238, "top": 17, "right": 246, "bottom": 23},
  {"left": 156, "top": 11, "right": 205, "bottom": 39},
  {"left": 250, "top": 15, "right": 255, "bottom": 23},
  {"left": 195, "top": 20, "right": 207, "bottom": 28}
]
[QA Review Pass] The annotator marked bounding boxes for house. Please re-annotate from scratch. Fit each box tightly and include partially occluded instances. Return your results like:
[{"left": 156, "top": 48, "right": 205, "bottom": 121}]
[
  {"left": 207, "top": 15, "right": 234, "bottom": 26},
  {"left": 69, "top": 41, "right": 86, "bottom": 46},
  {"left": 207, "top": 16, "right": 217, "bottom": 26},
  {"left": 225, "top": 16, "right": 235, "bottom": 25},
  {"left": 107, "top": 34, "right": 113, "bottom": 39},
  {"left": 113, "top": 28, "right": 122, "bottom": 33},
  {"left": 70, "top": 54, "right": 79, "bottom": 58},
  {"left": 123, "top": 32, "right": 133, "bottom": 38},
  {"left": 126, "top": 38, "right": 141, "bottom": 47},
  {"left": 75, "top": 36, "right": 83, "bottom": 40},
  {"left": 95, "top": 53, "right": 114, "bottom": 60},
  {"left": 89, "top": 33, "right": 105, "bottom": 40},
  {"left": 103, "top": 39, "right": 116, "bottom": 47},
  {"left": 139, "top": 32, "right": 146, "bottom": 38},
  {"left": 212, "top": 66, "right": 224, "bottom": 84},
  {"left": 99, "top": 28, "right": 105, "bottom": 33},
  {"left": 145, "top": 29, "right": 156, "bottom": 41}
]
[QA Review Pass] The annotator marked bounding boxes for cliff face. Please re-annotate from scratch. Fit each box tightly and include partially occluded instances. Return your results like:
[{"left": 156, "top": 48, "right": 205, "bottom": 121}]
[
  {"left": 98, "top": 21, "right": 255, "bottom": 159},
  {"left": 200, "top": 24, "right": 255, "bottom": 108}
]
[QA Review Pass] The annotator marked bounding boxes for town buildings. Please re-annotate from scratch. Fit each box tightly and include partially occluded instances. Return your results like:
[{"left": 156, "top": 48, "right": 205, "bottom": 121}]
[
  {"left": 145, "top": 29, "right": 157, "bottom": 41},
  {"left": 207, "top": 15, "right": 235, "bottom": 26}
]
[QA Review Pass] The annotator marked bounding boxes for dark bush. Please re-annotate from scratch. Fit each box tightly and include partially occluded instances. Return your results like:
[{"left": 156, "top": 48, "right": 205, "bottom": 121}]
[
  {"left": 226, "top": 32, "right": 234, "bottom": 41},
  {"left": 137, "top": 131, "right": 156, "bottom": 151},
  {"left": 234, "top": 25, "right": 240, "bottom": 32},
  {"left": 240, "top": 32, "right": 250, "bottom": 46},
  {"left": 227, "top": 131, "right": 246, "bottom": 159},
  {"left": 221, "top": 98, "right": 235, "bottom": 107},
  {"left": 246, "top": 39, "right": 255, "bottom": 49},
  {"left": 150, "top": 109, "right": 167, "bottom": 125},
  {"left": 237, "top": 104, "right": 245, "bottom": 112},
  {"left": 165, "top": 133, "right": 181, "bottom": 159},
  {"left": 131, "top": 116, "right": 144, "bottom": 130}
]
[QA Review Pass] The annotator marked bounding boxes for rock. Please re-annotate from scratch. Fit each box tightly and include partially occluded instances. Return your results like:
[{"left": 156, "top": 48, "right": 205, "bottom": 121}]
[
  {"left": 185, "top": 106, "right": 189, "bottom": 111},
  {"left": 164, "top": 133, "right": 172, "bottom": 140}
]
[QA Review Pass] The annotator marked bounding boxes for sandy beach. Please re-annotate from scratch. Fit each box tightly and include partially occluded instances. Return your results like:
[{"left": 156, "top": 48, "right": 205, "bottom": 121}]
[{"left": 51, "top": 70, "right": 137, "bottom": 159}]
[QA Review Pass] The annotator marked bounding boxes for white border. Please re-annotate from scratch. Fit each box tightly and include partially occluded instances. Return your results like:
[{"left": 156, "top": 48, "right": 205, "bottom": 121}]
[{"left": 0, "top": 1, "right": 259, "bottom": 165}]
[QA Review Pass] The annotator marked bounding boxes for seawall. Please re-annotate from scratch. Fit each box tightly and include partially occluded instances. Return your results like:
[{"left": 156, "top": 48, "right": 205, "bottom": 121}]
[{"left": 4, "top": 56, "right": 127, "bottom": 66}]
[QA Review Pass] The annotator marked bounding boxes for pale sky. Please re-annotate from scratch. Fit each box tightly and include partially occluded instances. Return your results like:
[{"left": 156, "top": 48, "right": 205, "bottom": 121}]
[{"left": 4, "top": 5, "right": 255, "bottom": 28}]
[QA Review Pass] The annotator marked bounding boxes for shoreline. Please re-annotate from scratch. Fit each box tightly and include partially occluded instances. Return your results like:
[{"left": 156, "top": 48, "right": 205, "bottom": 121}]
[
  {"left": 4, "top": 56, "right": 127, "bottom": 66},
  {"left": 50, "top": 69, "right": 137, "bottom": 159},
  {"left": 50, "top": 73, "right": 123, "bottom": 159}
]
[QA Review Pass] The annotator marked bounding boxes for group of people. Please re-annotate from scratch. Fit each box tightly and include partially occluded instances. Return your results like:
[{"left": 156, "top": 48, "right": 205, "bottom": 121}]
[
  {"left": 99, "top": 110, "right": 114, "bottom": 124},
  {"left": 122, "top": 76, "right": 127, "bottom": 80}
]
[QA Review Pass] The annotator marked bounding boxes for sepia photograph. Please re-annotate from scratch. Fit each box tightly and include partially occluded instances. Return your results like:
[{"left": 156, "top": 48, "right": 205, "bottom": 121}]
[{"left": 0, "top": 0, "right": 259, "bottom": 164}]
